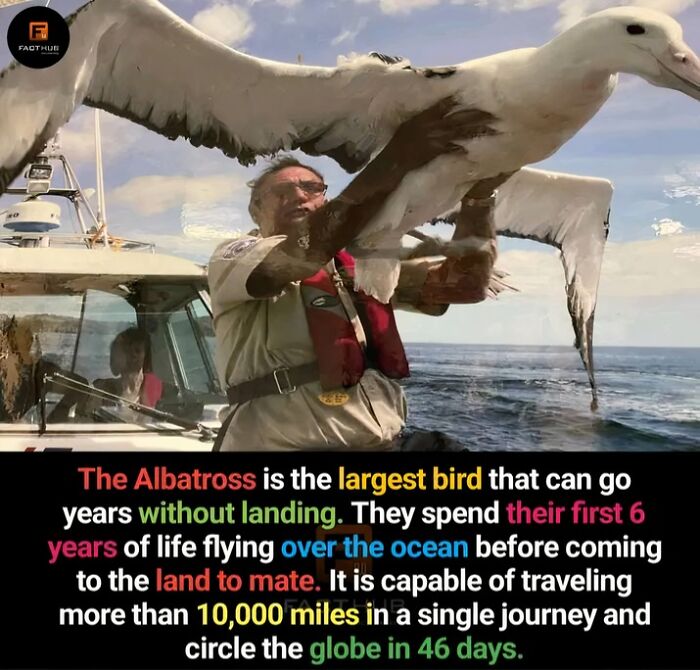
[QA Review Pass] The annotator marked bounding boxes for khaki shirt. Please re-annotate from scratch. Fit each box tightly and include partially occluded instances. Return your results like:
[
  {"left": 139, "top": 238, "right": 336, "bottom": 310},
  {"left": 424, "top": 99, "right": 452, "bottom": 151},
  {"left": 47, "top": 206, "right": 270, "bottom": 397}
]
[{"left": 208, "top": 235, "right": 407, "bottom": 451}]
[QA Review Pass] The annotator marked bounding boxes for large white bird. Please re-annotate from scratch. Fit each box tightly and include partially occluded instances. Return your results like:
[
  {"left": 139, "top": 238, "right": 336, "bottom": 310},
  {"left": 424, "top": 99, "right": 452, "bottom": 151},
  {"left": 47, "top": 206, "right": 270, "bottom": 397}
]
[{"left": 0, "top": 4, "right": 698, "bottom": 300}]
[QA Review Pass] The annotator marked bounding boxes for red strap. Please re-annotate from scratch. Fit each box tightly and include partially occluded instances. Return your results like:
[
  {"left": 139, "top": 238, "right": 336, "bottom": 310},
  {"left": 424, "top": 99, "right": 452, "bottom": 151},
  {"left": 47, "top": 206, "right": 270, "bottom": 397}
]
[
  {"left": 335, "top": 252, "right": 409, "bottom": 380},
  {"left": 141, "top": 372, "right": 163, "bottom": 408},
  {"left": 301, "top": 253, "right": 409, "bottom": 390},
  {"left": 302, "top": 267, "right": 365, "bottom": 389}
]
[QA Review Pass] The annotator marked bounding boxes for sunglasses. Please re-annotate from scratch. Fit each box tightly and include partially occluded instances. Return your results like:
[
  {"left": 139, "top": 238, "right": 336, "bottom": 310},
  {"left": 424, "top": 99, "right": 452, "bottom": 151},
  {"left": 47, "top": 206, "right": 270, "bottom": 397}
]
[{"left": 263, "top": 180, "right": 328, "bottom": 198}]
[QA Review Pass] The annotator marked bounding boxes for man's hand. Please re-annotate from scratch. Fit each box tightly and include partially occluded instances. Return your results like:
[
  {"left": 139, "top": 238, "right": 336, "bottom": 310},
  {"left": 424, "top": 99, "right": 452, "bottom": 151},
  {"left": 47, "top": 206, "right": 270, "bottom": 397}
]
[
  {"left": 398, "top": 174, "right": 515, "bottom": 307},
  {"left": 330, "top": 98, "right": 498, "bottom": 242},
  {"left": 292, "top": 99, "right": 496, "bottom": 265},
  {"left": 421, "top": 189, "right": 497, "bottom": 304},
  {"left": 245, "top": 99, "right": 500, "bottom": 297}
]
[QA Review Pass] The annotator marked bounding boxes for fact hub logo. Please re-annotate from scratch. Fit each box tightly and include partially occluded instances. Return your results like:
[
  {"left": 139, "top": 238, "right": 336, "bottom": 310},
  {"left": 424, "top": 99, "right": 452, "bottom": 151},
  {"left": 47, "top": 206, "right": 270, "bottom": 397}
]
[{"left": 7, "top": 6, "right": 70, "bottom": 69}]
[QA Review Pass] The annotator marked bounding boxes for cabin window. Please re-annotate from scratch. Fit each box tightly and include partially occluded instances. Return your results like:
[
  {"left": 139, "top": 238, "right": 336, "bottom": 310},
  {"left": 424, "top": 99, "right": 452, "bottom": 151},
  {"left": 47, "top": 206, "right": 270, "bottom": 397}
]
[{"left": 0, "top": 282, "right": 224, "bottom": 431}]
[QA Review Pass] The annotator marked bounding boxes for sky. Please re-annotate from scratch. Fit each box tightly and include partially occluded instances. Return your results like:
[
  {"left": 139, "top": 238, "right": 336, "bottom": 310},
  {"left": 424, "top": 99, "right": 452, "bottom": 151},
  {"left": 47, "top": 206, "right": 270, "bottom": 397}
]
[{"left": 0, "top": 0, "right": 699, "bottom": 347}]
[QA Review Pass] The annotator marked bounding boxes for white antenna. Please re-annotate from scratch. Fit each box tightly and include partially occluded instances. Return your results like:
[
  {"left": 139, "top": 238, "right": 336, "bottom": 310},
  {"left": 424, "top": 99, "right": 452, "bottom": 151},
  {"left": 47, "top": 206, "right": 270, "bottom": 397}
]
[
  {"left": 94, "top": 108, "right": 109, "bottom": 246},
  {"left": 45, "top": 130, "right": 98, "bottom": 236}
]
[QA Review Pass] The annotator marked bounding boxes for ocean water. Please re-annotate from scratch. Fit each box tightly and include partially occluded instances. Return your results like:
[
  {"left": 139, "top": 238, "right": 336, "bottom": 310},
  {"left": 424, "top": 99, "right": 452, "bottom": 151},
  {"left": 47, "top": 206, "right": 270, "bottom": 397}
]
[{"left": 402, "top": 344, "right": 700, "bottom": 451}]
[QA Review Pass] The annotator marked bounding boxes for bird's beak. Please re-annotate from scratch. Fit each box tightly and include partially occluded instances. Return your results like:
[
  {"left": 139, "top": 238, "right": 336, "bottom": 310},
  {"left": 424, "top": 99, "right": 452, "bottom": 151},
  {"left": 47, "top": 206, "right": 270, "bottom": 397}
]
[{"left": 649, "top": 42, "right": 700, "bottom": 102}]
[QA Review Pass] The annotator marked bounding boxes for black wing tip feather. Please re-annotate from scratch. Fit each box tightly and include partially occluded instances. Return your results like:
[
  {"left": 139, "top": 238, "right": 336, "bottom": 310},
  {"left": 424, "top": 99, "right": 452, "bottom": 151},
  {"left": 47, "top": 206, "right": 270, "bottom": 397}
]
[
  {"left": 562, "top": 253, "right": 598, "bottom": 408},
  {"left": 0, "top": 168, "right": 16, "bottom": 198},
  {"left": 368, "top": 51, "right": 407, "bottom": 65},
  {"left": 498, "top": 227, "right": 561, "bottom": 249},
  {"left": 0, "top": 133, "right": 51, "bottom": 198},
  {"left": 570, "top": 308, "right": 598, "bottom": 410},
  {"left": 1, "top": 162, "right": 28, "bottom": 198},
  {"left": 366, "top": 53, "right": 457, "bottom": 79},
  {"left": 297, "top": 136, "right": 368, "bottom": 173},
  {"left": 86, "top": 98, "right": 367, "bottom": 171},
  {"left": 65, "top": 0, "right": 96, "bottom": 26},
  {"left": 85, "top": 97, "right": 264, "bottom": 166},
  {"left": 418, "top": 66, "right": 458, "bottom": 78},
  {"left": 0, "top": 62, "right": 18, "bottom": 79},
  {"left": 430, "top": 214, "right": 456, "bottom": 225},
  {"left": 603, "top": 208, "right": 611, "bottom": 240}
]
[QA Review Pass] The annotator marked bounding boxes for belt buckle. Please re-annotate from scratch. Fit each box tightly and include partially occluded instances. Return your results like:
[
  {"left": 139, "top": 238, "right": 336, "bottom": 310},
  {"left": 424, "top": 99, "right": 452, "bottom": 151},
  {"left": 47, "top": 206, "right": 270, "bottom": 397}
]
[{"left": 273, "top": 367, "right": 296, "bottom": 394}]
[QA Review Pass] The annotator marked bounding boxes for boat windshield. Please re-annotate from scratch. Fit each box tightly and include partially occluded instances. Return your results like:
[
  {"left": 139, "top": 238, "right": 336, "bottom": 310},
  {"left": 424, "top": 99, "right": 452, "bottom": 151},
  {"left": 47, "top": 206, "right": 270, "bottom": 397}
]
[{"left": 0, "top": 282, "right": 226, "bottom": 432}]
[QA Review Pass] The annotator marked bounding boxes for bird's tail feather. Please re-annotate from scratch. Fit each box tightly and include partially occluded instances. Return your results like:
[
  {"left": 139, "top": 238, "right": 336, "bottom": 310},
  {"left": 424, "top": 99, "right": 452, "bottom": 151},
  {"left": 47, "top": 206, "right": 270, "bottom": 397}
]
[
  {"left": 488, "top": 267, "right": 518, "bottom": 299},
  {"left": 353, "top": 257, "right": 401, "bottom": 304}
]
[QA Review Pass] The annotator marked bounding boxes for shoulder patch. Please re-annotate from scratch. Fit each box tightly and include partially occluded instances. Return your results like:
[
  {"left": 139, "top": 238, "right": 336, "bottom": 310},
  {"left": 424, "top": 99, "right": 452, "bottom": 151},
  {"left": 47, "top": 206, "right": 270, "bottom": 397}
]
[{"left": 221, "top": 238, "right": 257, "bottom": 259}]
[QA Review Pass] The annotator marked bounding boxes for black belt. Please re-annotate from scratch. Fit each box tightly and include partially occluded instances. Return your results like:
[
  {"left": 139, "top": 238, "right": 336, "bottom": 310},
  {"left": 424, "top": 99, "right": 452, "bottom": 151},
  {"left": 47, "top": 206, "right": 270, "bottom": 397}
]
[{"left": 226, "top": 362, "right": 320, "bottom": 405}]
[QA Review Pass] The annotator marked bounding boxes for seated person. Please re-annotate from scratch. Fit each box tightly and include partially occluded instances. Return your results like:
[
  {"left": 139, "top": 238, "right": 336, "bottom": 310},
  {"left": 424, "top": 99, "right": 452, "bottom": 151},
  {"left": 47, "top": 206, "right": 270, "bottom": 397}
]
[
  {"left": 92, "top": 328, "right": 163, "bottom": 408},
  {"left": 48, "top": 328, "right": 162, "bottom": 422}
]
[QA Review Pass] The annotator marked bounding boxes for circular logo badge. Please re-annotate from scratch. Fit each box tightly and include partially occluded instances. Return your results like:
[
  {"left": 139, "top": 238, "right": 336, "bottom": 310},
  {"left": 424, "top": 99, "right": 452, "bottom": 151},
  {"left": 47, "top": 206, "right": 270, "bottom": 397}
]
[
  {"left": 318, "top": 391, "right": 350, "bottom": 407},
  {"left": 7, "top": 6, "right": 70, "bottom": 69},
  {"left": 311, "top": 295, "right": 340, "bottom": 309}
]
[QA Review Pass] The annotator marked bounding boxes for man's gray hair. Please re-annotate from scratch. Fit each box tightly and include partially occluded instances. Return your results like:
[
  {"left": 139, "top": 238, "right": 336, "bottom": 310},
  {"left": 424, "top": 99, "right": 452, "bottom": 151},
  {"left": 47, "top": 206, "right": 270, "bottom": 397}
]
[{"left": 247, "top": 155, "right": 325, "bottom": 224}]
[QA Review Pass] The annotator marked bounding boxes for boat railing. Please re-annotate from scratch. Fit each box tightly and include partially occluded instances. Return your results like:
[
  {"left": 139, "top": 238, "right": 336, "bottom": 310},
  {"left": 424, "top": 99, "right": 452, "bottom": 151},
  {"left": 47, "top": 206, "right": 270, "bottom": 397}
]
[{"left": 0, "top": 230, "right": 155, "bottom": 252}]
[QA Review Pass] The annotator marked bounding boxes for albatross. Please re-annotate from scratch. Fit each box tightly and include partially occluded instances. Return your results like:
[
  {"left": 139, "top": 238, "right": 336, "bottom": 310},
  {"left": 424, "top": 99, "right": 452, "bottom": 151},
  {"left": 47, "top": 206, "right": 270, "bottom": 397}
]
[
  {"left": 0, "top": 0, "right": 694, "bottom": 402},
  {"left": 0, "top": 1, "right": 697, "bottom": 295},
  {"left": 0, "top": 0, "right": 700, "bottom": 231}
]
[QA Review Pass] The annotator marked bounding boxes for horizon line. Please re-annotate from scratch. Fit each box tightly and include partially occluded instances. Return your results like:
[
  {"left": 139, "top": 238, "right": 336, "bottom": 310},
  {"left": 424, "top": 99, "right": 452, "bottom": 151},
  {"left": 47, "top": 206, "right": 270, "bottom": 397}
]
[{"left": 402, "top": 342, "right": 700, "bottom": 350}]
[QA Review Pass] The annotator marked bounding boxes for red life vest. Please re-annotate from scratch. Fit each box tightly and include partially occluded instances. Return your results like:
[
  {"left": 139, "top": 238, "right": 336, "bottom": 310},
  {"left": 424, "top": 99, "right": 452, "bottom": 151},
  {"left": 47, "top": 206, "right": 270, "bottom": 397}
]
[
  {"left": 141, "top": 372, "right": 163, "bottom": 408},
  {"left": 300, "top": 250, "right": 409, "bottom": 390}
]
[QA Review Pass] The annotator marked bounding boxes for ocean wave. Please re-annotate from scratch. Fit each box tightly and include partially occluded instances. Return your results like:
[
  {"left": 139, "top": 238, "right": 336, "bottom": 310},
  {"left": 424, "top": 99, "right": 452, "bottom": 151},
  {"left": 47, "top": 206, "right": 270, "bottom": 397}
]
[{"left": 402, "top": 344, "right": 699, "bottom": 451}]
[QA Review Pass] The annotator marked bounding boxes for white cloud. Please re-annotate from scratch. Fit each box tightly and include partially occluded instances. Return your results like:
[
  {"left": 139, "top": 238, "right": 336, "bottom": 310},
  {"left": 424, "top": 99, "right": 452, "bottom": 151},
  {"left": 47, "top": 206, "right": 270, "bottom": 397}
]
[
  {"left": 596, "top": 235, "right": 700, "bottom": 298},
  {"left": 331, "top": 29, "right": 356, "bottom": 45},
  {"left": 180, "top": 202, "right": 248, "bottom": 238},
  {"left": 56, "top": 109, "right": 140, "bottom": 166},
  {"left": 110, "top": 174, "right": 249, "bottom": 216},
  {"left": 182, "top": 221, "right": 244, "bottom": 239},
  {"left": 248, "top": 0, "right": 301, "bottom": 6},
  {"left": 665, "top": 163, "right": 700, "bottom": 204},
  {"left": 361, "top": 0, "right": 697, "bottom": 29},
  {"left": 331, "top": 18, "right": 368, "bottom": 45},
  {"left": 357, "top": 0, "right": 440, "bottom": 13},
  {"left": 554, "top": 0, "right": 697, "bottom": 30},
  {"left": 498, "top": 233, "right": 700, "bottom": 299},
  {"left": 0, "top": 0, "right": 32, "bottom": 8},
  {"left": 652, "top": 217, "right": 685, "bottom": 236},
  {"left": 192, "top": 2, "right": 254, "bottom": 46},
  {"left": 450, "top": 0, "right": 551, "bottom": 8},
  {"left": 142, "top": 233, "right": 221, "bottom": 263}
]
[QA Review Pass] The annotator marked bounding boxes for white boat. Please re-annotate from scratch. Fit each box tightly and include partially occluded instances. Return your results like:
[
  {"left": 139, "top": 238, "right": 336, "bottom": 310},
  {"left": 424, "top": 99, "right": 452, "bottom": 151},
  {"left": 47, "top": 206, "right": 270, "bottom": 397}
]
[{"left": 0, "top": 126, "right": 225, "bottom": 451}]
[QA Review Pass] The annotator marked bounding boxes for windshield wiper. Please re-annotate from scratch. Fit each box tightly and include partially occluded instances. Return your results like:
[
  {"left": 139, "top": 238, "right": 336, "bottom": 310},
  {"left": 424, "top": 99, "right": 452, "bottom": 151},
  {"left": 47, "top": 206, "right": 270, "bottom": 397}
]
[{"left": 43, "top": 373, "right": 217, "bottom": 441}]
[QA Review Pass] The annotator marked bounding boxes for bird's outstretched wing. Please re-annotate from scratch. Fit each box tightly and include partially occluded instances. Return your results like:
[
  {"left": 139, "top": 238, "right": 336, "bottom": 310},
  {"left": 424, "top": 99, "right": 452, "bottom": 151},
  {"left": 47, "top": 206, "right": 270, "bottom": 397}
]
[
  {"left": 434, "top": 167, "right": 613, "bottom": 409},
  {"left": 0, "top": 0, "right": 459, "bottom": 195}
]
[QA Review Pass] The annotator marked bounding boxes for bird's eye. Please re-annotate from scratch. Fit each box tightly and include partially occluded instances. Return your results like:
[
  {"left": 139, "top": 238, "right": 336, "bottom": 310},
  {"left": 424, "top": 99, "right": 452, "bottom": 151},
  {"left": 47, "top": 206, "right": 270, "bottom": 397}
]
[{"left": 626, "top": 24, "right": 646, "bottom": 35}]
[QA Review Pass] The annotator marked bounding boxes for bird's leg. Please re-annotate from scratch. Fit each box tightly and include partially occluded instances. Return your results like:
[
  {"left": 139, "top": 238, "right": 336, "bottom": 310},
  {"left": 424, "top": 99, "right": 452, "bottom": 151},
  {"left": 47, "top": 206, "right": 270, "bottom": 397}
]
[
  {"left": 418, "top": 173, "right": 516, "bottom": 304},
  {"left": 452, "top": 172, "right": 513, "bottom": 242}
]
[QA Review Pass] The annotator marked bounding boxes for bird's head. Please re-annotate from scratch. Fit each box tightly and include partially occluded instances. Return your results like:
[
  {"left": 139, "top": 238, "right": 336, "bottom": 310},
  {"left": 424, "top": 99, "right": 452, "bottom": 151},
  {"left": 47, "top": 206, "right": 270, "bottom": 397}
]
[{"left": 564, "top": 7, "right": 700, "bottom": 101}]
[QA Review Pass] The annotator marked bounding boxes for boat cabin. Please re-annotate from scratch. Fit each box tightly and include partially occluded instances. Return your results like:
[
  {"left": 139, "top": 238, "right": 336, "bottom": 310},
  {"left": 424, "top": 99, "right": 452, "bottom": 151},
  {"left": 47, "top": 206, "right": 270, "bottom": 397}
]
[{"left": 0, "top": 149, "right": 225, "bottom": 450}]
